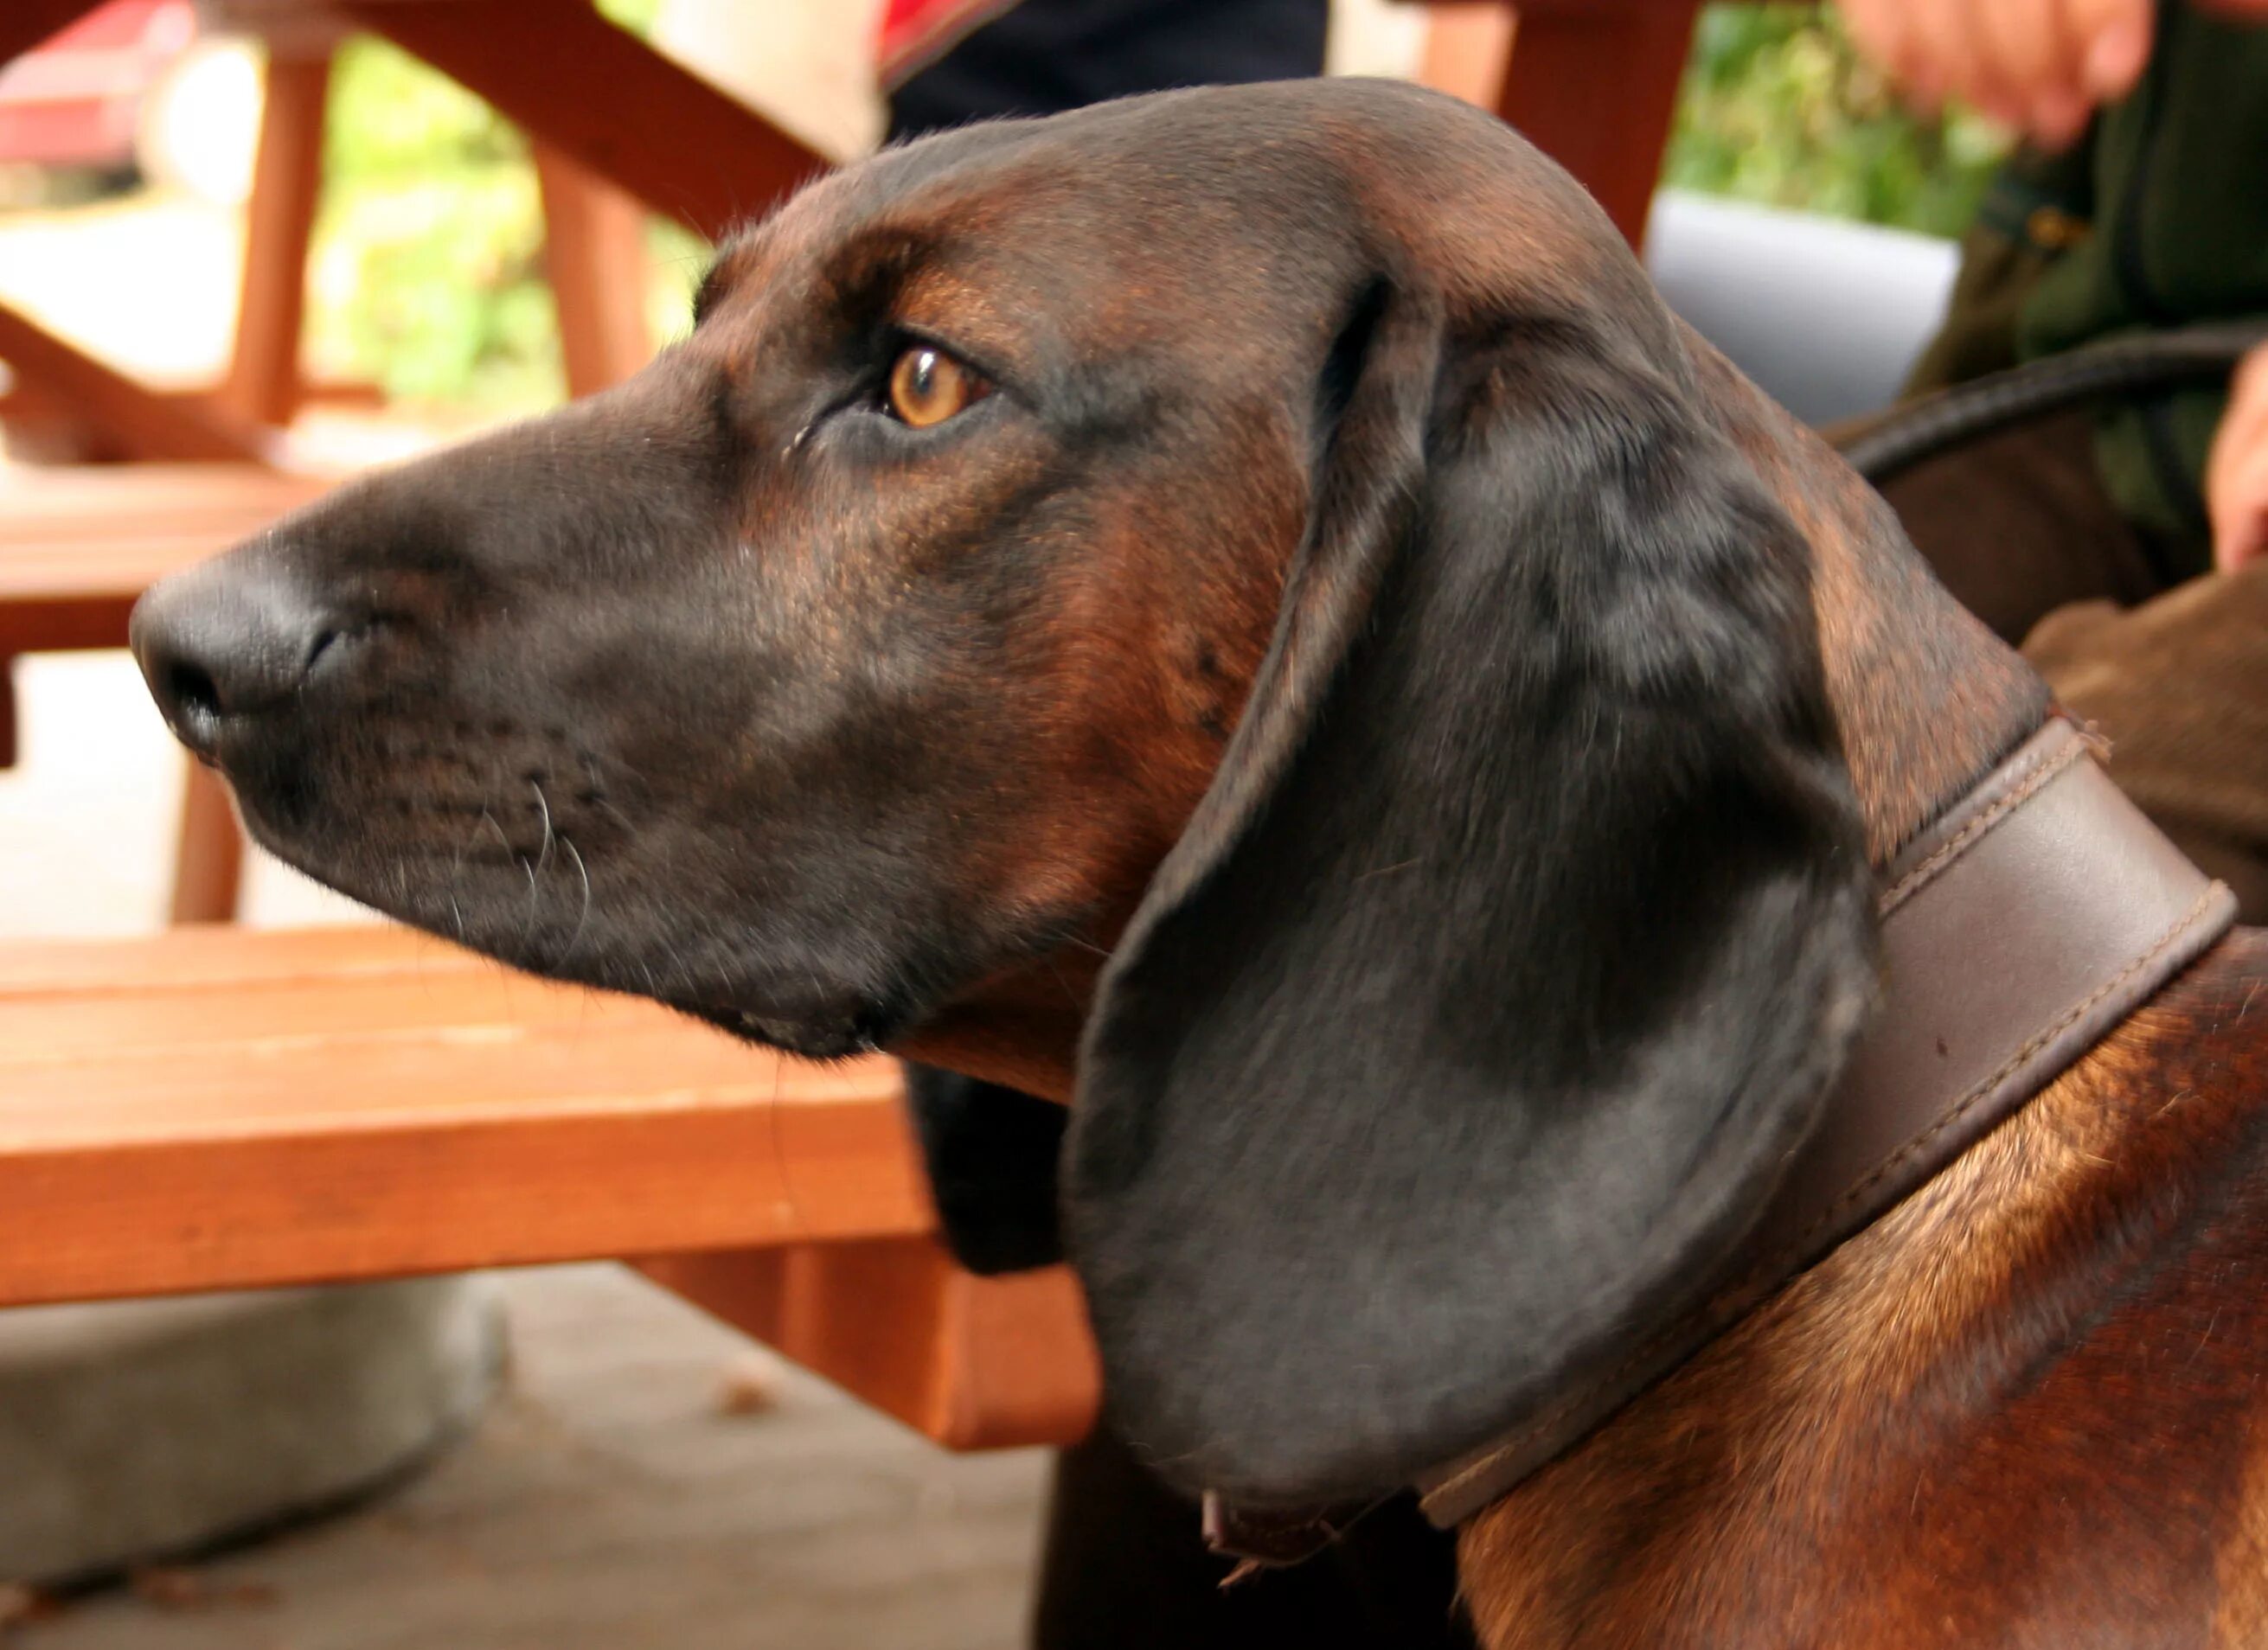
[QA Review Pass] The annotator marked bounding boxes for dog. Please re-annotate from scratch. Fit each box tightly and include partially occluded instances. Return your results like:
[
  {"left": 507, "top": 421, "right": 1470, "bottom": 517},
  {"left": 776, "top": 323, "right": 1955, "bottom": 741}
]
[{"left": 129, "top": 80, "right": 2268, "bottom": 1647}]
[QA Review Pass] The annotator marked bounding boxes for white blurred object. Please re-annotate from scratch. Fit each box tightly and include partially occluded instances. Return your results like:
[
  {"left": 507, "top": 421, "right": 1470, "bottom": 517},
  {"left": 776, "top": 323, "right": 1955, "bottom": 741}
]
[
  {"left": 135, "top": 34, "right": 261, "bottom": 207},
  {"left": 1329, "top": 0, "right": 1429, "bottom": 79},
  {"left": 653, "top": 0, "right": 887, "bottom": 163},
  {"left": 1644, "top": 190, "right": 1960, "bottom": 427}
]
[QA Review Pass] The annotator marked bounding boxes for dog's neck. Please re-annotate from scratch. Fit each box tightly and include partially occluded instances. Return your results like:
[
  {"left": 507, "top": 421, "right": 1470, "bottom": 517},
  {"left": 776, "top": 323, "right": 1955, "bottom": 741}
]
[
  {"left": 1447, "top": 347, "right": 2262, "bottom": 1648},
  {"left": 1453, "top": 933, "right": 2268, "bottom": 1650},
  {"left": 1689, "top": 337, "right": 2051, "bottom": 867}
]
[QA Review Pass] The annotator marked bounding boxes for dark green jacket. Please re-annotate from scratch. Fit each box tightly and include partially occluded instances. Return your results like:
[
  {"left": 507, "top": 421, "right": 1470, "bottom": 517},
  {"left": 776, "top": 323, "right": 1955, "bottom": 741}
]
[{"left": 1906, "top": 2, "right": 2268, "bottom": 572}]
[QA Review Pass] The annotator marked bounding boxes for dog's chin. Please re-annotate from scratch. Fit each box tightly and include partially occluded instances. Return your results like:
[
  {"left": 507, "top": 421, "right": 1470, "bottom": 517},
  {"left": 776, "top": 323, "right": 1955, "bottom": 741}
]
[
  {"left": 251, "top": 837, "right": 904, "bottom": 1064},
  {"left": 670, "top": 999, "right": 899, "bottom": 1062}
]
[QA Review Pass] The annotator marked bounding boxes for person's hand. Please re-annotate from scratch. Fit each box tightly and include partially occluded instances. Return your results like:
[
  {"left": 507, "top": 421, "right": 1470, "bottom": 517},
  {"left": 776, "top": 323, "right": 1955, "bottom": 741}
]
[
  {"left": 2211, "top": 344, "right": 2268, "bottom": 575},
  {"left": 1836, "top": 0, "right": 2268, "bottom": 149}
]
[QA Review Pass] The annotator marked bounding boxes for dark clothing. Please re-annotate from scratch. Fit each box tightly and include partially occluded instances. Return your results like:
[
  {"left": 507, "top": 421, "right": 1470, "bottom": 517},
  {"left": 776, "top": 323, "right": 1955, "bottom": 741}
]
[
  {"left": 1909, "top": 2, "right": 2268, "bottom": 567},
  {"left": 1873, "top": 411, "right": 2268, "bottom": 924},
  {"left": 1865, "top": 409, "right": 2175, "bottom": 643},
  {"left": 887, "top": 0, "right": 1330, "bottom": 138},
  {"left": 1883, "top": 0, "right": 2268, "bottom": 918},
  {"left": 2018, "top": 3, "right": 2268, "bottom": 553}
]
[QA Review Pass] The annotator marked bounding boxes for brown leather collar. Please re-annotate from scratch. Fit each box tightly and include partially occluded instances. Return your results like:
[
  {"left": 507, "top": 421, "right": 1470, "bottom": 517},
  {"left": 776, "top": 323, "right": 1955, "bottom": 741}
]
[{"left": 1208, "top": 719, "right": 2237, "bottom": 1563}]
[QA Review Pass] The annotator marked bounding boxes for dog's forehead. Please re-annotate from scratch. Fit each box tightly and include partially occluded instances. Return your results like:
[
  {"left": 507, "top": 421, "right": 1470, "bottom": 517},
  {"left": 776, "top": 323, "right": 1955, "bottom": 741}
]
[
  {"left": 695, "top": 80, "right": 1638, "bottom": 374},
  {"left": 705, "top": 83, "right": 1459, "bottom": 322}
]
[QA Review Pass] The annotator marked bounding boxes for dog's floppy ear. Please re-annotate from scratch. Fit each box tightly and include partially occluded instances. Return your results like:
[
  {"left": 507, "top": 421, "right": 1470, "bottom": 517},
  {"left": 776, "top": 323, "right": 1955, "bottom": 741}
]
[{"left": 1067, "top": 277, "right": 1877, "bottom": 1505}]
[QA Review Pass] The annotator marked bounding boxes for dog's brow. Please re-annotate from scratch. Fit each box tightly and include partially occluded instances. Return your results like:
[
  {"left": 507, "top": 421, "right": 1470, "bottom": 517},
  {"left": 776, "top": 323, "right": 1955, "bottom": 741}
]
[
  {"left": 817, "top": 227, "right": 946, "bottom": 313},
  {"left": 689, "top": 259, "right": 734, "bottom": 327}
]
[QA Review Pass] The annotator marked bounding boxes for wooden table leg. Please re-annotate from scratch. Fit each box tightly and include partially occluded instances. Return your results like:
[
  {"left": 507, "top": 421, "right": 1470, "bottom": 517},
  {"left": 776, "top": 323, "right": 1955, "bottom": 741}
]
[
  {"left": 170, "top": 761, "right": 247, "bottom": 924},
  {"left": 220, "top": 46, "right": 335, "bottom": 430},
  {"left": 640, "top": 1239, "right": 1102, "bottom": 1451},
  {"left": 1419, "top": 3, "right": 1518, "bottom": 111},
  {"left": 341, "top": 0, "right": 826, "bottom": 240},
  {"left": 0, "top": 657, "right": 16, "bottom": 771},
  {"left": 534, "top": 146, "right": 655, "bottom": 399}
]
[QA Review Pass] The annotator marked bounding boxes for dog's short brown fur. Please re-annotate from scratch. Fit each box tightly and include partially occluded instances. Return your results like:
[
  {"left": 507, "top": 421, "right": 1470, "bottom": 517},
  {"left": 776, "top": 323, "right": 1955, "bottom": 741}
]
[{"left": 131, "top": 80, "right": 2268, "bottom": 1645}]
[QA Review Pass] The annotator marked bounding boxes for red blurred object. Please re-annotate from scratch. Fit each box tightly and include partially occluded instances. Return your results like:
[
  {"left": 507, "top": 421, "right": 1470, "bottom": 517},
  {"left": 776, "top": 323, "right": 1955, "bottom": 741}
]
[
  {"left": 875, "top": 0, "right": 1022, "bottom": 90},
  {"left": 0, "top": 0, "right": 195, "bottom": 169}
]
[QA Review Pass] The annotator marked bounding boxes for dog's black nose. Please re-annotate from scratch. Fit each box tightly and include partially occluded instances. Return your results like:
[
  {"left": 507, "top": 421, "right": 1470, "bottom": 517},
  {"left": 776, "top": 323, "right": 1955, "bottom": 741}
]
[{"left": 130, "top": 561, "right": 339, "bottom": 758}]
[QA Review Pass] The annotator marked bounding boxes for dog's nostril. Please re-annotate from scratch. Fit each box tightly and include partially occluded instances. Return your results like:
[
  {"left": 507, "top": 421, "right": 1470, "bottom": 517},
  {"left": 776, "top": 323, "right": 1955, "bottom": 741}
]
[
  {"left": 304, "top": 629, "right": 340, "bottom": 675},
  {"left": 164, "top": 659, "right": 223, "bottom": 723}
]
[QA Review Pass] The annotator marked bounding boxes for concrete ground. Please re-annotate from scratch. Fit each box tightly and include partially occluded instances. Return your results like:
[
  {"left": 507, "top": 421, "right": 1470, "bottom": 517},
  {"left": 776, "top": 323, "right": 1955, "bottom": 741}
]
[{"left": 3, "top": 1267, "right": 1049, "bottom": 1649}]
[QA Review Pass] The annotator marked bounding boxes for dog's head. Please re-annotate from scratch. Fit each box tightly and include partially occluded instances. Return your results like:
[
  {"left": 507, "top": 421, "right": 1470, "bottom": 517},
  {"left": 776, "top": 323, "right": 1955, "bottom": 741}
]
[{"left": 134, "top": 80, "right": 1895, "bottom": 1505}]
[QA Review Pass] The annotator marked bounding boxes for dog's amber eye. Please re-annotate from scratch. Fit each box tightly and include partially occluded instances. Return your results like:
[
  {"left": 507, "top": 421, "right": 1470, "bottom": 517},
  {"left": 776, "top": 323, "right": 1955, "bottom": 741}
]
[{"left": 887, "top": 346, "right": 983, "bottom": 428}]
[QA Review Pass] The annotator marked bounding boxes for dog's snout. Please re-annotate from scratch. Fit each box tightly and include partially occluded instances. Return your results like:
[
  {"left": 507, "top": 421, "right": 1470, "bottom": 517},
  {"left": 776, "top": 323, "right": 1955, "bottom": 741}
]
[{"left": 130, "top": 560, "right": 348, "bottom": 757}]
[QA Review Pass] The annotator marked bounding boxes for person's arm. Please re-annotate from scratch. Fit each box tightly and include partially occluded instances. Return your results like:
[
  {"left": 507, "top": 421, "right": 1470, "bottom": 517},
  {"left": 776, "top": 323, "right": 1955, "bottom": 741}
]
[
  {"left": 1836, "top": 0, "right": 2268, "bottom": 147},
  {"left": 2212, "top": 345, "right": 2268, "bottom": 573}
]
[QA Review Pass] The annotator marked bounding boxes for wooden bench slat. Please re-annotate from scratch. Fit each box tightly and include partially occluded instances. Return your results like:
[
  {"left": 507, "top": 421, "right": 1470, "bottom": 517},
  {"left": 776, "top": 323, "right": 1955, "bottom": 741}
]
[
  {"left": 6, "top": 1100, "right": 926, "bottom": 1303},
  {"left": 0, "top": 922, "right": 1104, "bottom": 1451},
  {"left": 0, "top": 922, "right": 473, "bottom": 994},
  {"left": 0, "top": 466, "right": 331, "bottom": 604},
  {"left": 0, "top": 1019, "right": 886, "bottom": 1141},
  {"left": 0, "top": 925, "right": 927, "bottom": 1294}
]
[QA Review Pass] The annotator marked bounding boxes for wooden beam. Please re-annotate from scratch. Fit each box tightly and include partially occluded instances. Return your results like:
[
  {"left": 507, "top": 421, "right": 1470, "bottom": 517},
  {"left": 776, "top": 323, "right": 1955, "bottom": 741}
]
[
  {"left": 534, "top": 144, "right": 655, "bottom": 397},
  {"left": 0, "top": 0, "right": 102, "bottom": 69},
  {"left": 642, "top": 1244, "right": 1100, "bottom": 1450},
  {"left": 0, "top": 464, "right": 330, "bottom": 656},
  {"left": 1496, "top": 0, "right": 1701, "bottom": 248},
  {"left": 340, "top": 0, "right": 828, "bottom": 240},
  {"left": 0, "top": 303, "right": 274, "bottom": 465}
]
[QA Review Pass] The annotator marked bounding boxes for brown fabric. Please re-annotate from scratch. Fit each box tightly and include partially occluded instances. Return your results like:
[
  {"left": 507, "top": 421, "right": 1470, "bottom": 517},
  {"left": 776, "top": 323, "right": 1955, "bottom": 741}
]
[
  {"left": 1868, "top": 408, "right": 2268, "bottom": 921},
  {"left": 1413, "top": 722, "right": 2235, "bottom": 1530},
  {"left": 2029, "top": 567, "right": 2268, "bottom": 921},
  {"left": 1864, "top": 407, "right": 2175, "bottom": 646}
]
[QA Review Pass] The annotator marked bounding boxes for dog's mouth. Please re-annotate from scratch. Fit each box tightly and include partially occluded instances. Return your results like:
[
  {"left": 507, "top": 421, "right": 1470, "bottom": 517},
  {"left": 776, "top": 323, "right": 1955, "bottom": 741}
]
[{"left": 205, "top": 716, "right": 922, "bottom": 1064}]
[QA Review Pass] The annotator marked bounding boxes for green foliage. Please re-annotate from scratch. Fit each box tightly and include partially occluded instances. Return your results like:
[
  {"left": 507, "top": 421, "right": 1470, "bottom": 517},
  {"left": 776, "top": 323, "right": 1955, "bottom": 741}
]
[
  {"left": 308, "top": 37, "right": 561, "bottom": 412},
  {"left": 1666, "top": 3, "right": 2009, "bottom": 238}
]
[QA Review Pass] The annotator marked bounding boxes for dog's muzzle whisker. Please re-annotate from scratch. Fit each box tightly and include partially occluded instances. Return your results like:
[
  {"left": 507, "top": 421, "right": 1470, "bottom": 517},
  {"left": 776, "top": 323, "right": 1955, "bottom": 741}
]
[
  {"left": 529, "top": 779, "right": 556, "bottom": 878},
  {"left": 559, "top": 835, "right": 594, "bottom": 969}
]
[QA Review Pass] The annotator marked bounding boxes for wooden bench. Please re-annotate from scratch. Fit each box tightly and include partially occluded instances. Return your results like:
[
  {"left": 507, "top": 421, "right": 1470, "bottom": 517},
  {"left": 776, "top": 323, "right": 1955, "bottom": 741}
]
[{"left": 0, "top": 921, "right": 1101, "bottom": 1452}]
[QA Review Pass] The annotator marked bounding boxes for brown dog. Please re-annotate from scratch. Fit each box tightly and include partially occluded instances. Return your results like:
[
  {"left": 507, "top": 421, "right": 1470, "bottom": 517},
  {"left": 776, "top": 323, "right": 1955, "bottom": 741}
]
[{"left": 130, "top": 80, "right": 2268, "bottom": 1646}]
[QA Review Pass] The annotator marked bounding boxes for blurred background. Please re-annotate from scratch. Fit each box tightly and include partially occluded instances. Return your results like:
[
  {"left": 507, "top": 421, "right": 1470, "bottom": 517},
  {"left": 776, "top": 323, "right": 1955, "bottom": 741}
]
[
  {"left": 0, "top": 2, "right": 2003, "bottom": 428},
  {"left": 0, "top": 4, "right": 2000, "bottom": 1646}
]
